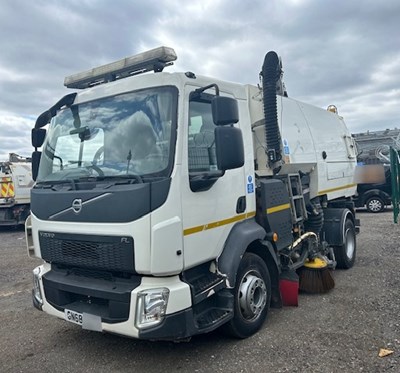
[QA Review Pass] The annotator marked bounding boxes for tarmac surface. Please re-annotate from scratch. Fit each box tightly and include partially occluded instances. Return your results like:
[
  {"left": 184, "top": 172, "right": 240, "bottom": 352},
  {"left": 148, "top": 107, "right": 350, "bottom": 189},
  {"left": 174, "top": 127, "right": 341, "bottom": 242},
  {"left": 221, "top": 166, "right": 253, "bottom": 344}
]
[{"left": 0, "top": 210, "right": 399, "bottom": 372}]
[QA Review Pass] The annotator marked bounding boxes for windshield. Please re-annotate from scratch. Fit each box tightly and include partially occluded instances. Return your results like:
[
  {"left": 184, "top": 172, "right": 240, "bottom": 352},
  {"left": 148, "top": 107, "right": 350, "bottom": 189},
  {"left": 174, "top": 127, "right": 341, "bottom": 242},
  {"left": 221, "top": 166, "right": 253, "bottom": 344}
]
[{"left": 37, "top": 87, "right": 177, "bottom": 183}]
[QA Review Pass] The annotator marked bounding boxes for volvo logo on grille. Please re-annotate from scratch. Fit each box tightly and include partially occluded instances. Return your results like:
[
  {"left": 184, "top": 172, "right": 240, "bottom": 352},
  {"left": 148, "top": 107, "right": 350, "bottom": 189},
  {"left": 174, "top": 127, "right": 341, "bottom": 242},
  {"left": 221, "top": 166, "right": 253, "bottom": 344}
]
[
  {"left": 40, "top": 232, "right": 55, "bottom": 238},
  {"left": 72, "top": 198, "right": 83, "bottom": 214}
]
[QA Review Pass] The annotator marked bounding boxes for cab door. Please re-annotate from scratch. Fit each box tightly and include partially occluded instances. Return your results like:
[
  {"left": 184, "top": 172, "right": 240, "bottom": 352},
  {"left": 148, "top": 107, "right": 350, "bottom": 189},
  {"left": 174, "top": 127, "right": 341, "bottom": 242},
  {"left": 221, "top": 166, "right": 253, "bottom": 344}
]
[{"left": 181, "top": 87, "right": 247, "bottom": 269}]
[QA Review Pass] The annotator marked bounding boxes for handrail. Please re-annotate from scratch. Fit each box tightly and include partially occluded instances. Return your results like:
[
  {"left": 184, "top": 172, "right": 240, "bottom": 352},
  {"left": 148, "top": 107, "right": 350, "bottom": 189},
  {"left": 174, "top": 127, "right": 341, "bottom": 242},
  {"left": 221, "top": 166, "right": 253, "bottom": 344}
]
[{"left": 390, "top": 147, "right": 400, "bottom": 223}]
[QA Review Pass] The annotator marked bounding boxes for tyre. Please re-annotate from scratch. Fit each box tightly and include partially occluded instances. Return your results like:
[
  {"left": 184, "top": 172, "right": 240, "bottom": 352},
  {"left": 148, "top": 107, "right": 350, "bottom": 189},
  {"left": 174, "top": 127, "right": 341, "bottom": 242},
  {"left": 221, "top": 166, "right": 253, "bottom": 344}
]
[
  {"left": 366, "top": 196, "right": 385, "bottom": 213},
  {"left": 222, "top": 253, "right": 271, "bottom": 338},
  {"left": 333, "top": 219, "right": 356, "bottom": 269}
]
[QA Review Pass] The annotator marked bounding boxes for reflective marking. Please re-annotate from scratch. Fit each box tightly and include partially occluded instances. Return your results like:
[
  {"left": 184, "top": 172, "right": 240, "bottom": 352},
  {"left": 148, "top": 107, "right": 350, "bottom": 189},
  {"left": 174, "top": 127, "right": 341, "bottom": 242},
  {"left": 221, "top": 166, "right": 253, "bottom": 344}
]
[
  {"left": 318, "top": 183, "right": 356, "bottom": 196},
  {"left": 183, "top": 211, "right": 256, "bottom": 236},
  {"left": 1, "top": 177, "right": 14, "bottom": 197},
  {"left": 266, "top": 203, "right": 291, "bottom": 214}
]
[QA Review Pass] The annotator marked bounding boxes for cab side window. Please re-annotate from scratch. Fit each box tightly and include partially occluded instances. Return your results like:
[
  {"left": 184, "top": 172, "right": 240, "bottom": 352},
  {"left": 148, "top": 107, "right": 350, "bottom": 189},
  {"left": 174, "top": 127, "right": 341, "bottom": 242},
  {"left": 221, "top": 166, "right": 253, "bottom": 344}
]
[
  {"left": 187, "top": 91, "right": 243, "bottom": 192},
  {"left": 188, "top": 99, "right": 217, "bottom": 173}
]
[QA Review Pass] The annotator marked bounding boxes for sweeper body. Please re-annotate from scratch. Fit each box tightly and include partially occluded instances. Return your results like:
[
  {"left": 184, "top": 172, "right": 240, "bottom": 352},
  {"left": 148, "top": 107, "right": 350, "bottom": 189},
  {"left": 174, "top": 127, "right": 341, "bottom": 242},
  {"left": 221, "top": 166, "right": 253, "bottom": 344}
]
[{"left": 27, "top": 47, "right": 358, "bottom": 340}]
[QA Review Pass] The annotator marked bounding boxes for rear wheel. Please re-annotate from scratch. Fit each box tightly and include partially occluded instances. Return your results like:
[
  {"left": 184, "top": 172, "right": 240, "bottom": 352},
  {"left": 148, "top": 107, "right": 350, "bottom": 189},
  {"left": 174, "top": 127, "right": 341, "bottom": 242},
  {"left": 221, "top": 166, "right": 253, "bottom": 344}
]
[
  {"left": 366, "top": 196, "right": 385, "bottom": 213},
  {"left": 222, "top": 253, "right": 271, "bottom": 338},
  {"left": 333, "top": 219, "right": 356, "bottom": 269}
]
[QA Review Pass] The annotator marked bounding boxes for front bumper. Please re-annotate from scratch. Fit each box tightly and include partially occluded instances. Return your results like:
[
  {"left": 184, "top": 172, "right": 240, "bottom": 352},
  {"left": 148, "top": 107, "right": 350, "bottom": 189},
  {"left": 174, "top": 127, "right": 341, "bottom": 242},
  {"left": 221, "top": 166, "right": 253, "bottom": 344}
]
[{"left": 32, "top": 264, "right": 192, "bottom": 340}]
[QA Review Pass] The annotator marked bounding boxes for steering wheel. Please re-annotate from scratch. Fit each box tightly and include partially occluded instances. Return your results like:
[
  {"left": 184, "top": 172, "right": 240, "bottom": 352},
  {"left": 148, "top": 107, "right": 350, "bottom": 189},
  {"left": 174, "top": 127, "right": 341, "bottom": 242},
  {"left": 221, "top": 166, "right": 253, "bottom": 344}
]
[
  {"left": 127, "top": 173, "right": 143, "bottom": 183},
  {"left": 125, "top": 161, "right": 144, "bottom": 183},
  {"left": 86, "top": 164, "right": 104, "bottom": 177},
  {"left": 93, "top": 146, "right": 104, "bottom": 165}
]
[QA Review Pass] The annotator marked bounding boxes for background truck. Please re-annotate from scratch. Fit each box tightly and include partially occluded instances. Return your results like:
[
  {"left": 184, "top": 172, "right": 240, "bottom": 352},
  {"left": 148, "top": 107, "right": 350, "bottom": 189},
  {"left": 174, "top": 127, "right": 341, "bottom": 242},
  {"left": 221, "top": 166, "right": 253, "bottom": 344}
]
[
  {"left": 26, "top": 46, "right": 359, "bottom": 340},
  {"left": 0, "top": 153, "right": 32, "bottom": 225}
]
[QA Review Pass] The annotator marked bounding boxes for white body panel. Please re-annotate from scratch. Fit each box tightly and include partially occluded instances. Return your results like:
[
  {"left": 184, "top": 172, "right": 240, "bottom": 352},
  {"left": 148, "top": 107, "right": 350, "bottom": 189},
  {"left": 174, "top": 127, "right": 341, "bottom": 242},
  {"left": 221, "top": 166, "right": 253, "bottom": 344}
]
[
  {"left": 150, "top": 165, "right": 183, "bottom": 275},
  {"left": 247, "top": 85, "right": 357, "bottom": 199},
  {"left": 9, "top": 163, "right": 33, "bottom": 204}
]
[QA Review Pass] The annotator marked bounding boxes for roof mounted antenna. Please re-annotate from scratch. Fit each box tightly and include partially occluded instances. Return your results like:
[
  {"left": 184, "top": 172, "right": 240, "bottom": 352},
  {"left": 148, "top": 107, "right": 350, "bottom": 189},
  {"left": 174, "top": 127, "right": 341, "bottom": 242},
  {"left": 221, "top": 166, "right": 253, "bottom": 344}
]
[{"left": 64, "top": 46, "right": 177, "bottom": 89}]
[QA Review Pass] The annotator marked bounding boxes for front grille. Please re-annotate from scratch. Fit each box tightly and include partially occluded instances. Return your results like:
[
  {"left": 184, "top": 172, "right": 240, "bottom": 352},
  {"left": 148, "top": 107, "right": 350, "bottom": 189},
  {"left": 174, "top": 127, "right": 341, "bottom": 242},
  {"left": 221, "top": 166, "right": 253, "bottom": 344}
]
[{"left": 39, "top": 231, "right": 135, "bottom": 273}]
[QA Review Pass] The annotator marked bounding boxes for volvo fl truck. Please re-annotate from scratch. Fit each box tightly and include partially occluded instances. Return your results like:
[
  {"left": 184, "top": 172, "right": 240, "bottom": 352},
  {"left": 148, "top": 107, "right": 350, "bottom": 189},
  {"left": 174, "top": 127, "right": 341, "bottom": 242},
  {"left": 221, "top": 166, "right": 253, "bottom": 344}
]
[{"left": 27, "top": 46, "right": 358, "bottom": 340}]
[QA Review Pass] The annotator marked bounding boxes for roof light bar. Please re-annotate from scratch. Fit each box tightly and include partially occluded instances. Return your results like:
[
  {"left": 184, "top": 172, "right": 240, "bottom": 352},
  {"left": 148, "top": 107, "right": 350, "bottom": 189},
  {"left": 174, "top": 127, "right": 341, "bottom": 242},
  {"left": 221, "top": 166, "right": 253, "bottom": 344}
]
[{"left": 64, "top": 46, "right": 177, "bottom": 89}]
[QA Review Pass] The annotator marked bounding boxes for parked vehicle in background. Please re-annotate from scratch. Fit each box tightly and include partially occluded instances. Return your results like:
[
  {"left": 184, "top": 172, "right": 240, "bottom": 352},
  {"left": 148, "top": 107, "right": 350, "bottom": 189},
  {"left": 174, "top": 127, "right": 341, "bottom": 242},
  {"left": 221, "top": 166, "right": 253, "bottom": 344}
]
[
  {"left": 0, "top": 153, "right": 33, "bottom": 225},
  {"left": 352, "top": 129, "right": 400, "bottom": 213},
  {"left": 354, "top": 164, "right": 392, "bottom": 213}
]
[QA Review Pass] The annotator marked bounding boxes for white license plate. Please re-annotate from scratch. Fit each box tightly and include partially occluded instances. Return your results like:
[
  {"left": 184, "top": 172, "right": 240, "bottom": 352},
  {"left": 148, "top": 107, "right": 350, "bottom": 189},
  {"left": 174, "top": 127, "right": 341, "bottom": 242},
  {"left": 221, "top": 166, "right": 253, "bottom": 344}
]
[{"left": 64, "top": 309, "right": 83, "bottom": 326}]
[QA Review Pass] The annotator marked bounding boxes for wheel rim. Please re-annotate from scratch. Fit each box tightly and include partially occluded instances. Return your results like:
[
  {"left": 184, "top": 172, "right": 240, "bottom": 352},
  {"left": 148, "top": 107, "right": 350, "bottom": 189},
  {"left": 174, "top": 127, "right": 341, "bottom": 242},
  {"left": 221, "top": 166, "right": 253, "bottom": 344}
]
[
  {"left": 368, "top": 199, "right": 383, "bottom": 212},
  {"left": 345, "top": 227, "right": 356, "bottom": 259},
  {"left": 238, "top": 270, "right": 267, "bottom": 321}
]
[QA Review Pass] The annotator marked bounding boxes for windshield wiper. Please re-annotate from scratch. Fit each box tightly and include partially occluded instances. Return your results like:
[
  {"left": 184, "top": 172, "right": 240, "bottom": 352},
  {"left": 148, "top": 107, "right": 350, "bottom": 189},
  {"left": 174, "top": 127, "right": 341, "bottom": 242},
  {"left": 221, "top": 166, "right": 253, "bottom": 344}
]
[
  {"left": 90, "top": 174, "right": 144, "bottom": 185},
  {"left": 37, "top": 172, "right": 166, "bottom": 191},
  {"left": 36, "top": 179, "right": 77, "bottom": 191}
]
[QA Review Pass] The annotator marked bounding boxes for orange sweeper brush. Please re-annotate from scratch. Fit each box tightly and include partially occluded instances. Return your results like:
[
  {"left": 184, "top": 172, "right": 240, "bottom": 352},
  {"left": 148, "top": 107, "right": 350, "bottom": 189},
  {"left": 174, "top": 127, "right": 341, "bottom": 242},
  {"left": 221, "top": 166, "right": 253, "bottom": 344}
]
[{"left": 298, "top": 257, "right": 335, "bottom": 294}]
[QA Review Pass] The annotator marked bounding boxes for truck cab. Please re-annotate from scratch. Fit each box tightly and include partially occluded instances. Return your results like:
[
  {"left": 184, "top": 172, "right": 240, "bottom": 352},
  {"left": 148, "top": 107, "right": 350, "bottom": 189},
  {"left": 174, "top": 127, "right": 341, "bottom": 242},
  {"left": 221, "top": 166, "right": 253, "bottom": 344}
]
[{"left": 28, "top": 48, "right": 251, "bottom": 339}]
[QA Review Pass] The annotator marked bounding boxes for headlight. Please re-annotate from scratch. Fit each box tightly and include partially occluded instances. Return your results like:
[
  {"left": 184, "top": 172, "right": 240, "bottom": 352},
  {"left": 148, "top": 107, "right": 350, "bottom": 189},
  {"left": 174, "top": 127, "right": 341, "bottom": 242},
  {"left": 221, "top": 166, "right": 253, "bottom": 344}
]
[
  {"left": 33, "top": 267, "right": 43, "bottom": 306},
  {"left": 135, "top": 288, "right": 169, "bottom": 329}
]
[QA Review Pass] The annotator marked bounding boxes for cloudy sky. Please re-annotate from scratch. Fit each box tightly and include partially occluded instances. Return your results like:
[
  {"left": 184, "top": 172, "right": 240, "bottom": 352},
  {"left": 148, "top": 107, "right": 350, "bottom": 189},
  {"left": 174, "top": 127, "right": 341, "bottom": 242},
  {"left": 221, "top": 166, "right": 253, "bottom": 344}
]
[{"left": 0, "top": 0, "right": 399, "bottom": 161}]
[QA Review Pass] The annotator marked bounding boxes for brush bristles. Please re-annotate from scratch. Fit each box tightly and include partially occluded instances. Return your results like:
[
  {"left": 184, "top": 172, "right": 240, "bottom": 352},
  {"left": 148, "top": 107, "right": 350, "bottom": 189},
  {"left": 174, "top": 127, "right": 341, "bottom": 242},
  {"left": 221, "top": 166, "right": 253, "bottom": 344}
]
[{"left": 298, "top": 267, "right": 335, "bottom": 293}]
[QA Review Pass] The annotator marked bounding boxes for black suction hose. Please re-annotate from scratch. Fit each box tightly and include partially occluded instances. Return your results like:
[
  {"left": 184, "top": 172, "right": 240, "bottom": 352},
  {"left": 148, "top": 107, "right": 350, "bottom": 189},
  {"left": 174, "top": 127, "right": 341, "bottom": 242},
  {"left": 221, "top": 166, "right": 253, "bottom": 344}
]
[{"left": 262, "top": 51, "right": 283, "bottom": 171}]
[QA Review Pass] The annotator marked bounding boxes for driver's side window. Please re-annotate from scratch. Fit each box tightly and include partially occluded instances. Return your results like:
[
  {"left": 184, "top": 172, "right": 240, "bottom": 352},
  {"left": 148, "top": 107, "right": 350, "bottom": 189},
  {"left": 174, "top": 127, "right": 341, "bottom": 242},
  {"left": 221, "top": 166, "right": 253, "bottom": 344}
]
[{"left": 188, "top": 99, "right": 217, "bottom": 173}]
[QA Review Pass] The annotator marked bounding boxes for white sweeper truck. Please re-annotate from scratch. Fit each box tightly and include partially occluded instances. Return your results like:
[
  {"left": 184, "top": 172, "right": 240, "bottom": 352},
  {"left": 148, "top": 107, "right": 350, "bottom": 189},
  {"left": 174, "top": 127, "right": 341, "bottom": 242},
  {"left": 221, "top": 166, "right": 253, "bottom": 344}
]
[{"left": 26, "top": 46, "right": 359, "bottom": 340}]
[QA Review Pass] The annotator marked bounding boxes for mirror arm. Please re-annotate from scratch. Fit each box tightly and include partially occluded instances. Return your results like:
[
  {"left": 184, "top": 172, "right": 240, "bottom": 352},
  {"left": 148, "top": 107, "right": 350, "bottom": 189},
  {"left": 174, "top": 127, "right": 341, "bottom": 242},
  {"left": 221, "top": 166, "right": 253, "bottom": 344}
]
[
  {"left": 194, "top": 84, "right": 220, "bottom": 97},
  {"left": 34, "top": 92, "right": 77, "bottom": 129}
]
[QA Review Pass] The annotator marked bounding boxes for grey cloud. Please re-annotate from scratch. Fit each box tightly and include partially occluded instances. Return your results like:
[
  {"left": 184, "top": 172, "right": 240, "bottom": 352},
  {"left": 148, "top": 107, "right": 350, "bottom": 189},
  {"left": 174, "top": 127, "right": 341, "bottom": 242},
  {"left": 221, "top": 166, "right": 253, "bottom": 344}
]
[
  {"left": 0, "top": 0, "right": 399, "bottom": 161},
  {"left": 1, "top": 137, "right": 31, "bottom": 156},
  {"left": 0, "top": 0, "right": 163, "bottom": 115}
]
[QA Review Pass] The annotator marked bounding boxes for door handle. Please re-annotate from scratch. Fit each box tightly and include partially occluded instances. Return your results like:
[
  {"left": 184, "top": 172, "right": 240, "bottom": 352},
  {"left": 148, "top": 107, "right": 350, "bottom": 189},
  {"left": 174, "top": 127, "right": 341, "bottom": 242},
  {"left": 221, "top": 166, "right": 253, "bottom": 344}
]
[{"left": 236, "top": 196, "right": 246, "bottom": 213}]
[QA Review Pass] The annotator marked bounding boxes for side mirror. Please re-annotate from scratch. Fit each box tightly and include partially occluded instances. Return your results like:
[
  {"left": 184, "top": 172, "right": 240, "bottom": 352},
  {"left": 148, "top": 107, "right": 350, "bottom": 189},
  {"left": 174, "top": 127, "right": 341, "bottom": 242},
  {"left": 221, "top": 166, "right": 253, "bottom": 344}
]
[
  {"left": 215, "top": 126, "right": 244, "bottom": 170},
  {"left": 212, "top": 96, "right": 239, "bottom": 126},
  {"left": 32, "top": 128, "right": 46, "bottom": 148},
  {"left": 31, "top": 151, "right": 41, "bottom": 181}
]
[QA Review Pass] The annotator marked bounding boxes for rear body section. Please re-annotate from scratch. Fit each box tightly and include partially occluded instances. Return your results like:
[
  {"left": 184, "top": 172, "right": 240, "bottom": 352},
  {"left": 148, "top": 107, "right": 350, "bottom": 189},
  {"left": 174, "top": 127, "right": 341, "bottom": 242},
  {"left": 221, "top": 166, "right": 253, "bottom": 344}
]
[{"left": 249, "top": 85, "right": 357, "bottom": 200}]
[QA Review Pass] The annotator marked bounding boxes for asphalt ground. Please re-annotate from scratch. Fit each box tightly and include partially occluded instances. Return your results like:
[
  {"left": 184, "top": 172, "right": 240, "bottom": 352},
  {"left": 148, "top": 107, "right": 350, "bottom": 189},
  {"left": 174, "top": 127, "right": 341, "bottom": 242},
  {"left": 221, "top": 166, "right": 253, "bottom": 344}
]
[{"left": 0, "top": 210, "right": 399, "bottom": 372}]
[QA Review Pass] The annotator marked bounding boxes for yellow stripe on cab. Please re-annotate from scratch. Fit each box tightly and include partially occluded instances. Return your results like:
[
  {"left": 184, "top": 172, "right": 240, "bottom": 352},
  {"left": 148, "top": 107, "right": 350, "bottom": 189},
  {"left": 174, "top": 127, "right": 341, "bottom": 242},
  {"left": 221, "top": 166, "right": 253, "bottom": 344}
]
[{"left": 184, "top": 211, "right": 256, "bottom": 236}]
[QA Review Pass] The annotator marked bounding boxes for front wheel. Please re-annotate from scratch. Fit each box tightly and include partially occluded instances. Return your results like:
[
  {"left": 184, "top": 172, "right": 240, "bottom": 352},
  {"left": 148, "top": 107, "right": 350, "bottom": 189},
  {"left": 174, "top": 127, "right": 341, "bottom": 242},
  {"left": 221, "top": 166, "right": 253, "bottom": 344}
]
[
  {"left": 333, "top": 219, "right": 356, "bottom": 269},
  {"left": 366, "top": 196, "right": 385, "bottom": 213},
  {"left": 222, "top": 253, "right": 271, "bottom": 338}
]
